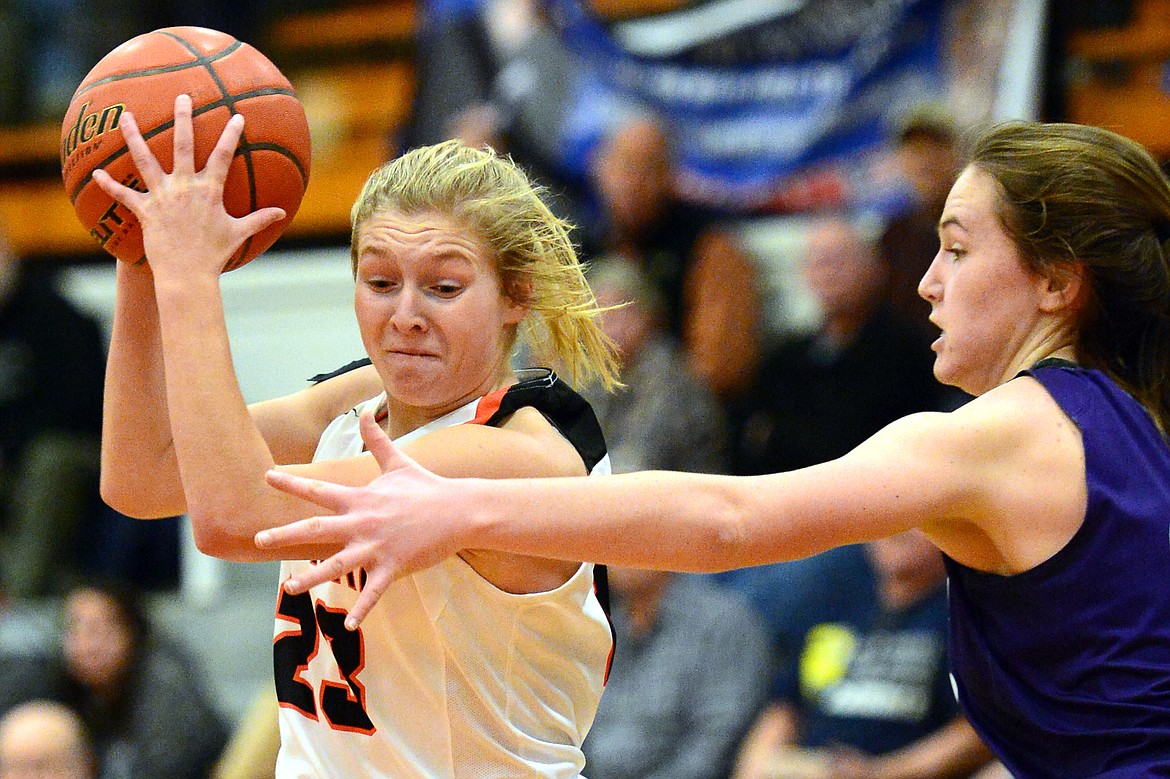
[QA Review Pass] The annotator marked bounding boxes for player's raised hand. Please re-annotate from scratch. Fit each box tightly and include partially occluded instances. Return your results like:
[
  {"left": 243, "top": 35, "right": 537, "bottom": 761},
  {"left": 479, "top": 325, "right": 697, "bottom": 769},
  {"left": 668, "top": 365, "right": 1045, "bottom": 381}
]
[
  {"left": 258, "top": 412, "right": 471, "bottom": 629},
  {"left": 91, "top": 94, "right": 284, "bottom": 277}
]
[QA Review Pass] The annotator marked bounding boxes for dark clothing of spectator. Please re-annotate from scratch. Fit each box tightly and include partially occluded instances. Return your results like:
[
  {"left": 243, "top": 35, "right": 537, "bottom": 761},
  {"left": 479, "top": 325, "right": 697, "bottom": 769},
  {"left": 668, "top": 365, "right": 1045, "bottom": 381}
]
[
  {"left": 583, "top": 575, "right": 772, "bottom": 779},
  {"left": 55, "top": 638, "right": 228, "bottom": 779},
  {"left": 777, "top": 583, "right": 957, "bottom": 754},
  {"left": 0, "top": 265, "right": 104, "bottom": 463},
  {"left": 0, "top": 265, "right": 105, "bottom": 597},
  {"left": 730, "top": 306, "right": 941, "bottom": 477}
]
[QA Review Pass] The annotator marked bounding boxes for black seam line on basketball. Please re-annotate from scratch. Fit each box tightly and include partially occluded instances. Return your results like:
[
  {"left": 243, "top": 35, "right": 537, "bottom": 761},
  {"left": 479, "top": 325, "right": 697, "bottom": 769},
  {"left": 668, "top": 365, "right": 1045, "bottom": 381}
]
[
  {"left": 176, "top": 32, "right": 261, "bottom": 218},
  {"left": 69, "top": 90, "right": 299, "bottom": 203},
  {"left": 72, "top": 41, "right": 245, "bottom": 99},
  {"left": 244, "top": 142, "right": 309, "bottom": 187},
  {"left": 230, "top": 234, "right": 256, "bottom": 271},
  {"left": 139, "top": 28, "right": 258, "bottom": 226}
]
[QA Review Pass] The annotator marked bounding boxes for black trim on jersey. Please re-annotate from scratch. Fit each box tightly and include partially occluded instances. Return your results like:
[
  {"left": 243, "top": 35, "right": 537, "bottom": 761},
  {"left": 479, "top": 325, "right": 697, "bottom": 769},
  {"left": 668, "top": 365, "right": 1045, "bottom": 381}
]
[
  {"left": 480, "top": 369, "right": 612, "bottom": 617},
  {"left": 482, "top": 369, "right": 608, "bottom": 474},
  {"left": 309, "top": 358, "right": 372, "bottom": 385},
  {"left": 592, "top": 563, "right": 612, "bottom": 624},
  {"left": 310, "top": 363, "right": 608, "bottom": 474},
  {"left": 1029, "top": 357, "right": 1078, "bottom": 372}
]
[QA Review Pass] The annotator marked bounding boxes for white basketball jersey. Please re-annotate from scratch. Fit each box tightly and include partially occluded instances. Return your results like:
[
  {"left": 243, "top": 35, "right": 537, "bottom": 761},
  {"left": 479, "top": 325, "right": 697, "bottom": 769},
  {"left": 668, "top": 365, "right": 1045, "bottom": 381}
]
[{"left": 274, "top": 377, "right": 613, "bottom": 778}]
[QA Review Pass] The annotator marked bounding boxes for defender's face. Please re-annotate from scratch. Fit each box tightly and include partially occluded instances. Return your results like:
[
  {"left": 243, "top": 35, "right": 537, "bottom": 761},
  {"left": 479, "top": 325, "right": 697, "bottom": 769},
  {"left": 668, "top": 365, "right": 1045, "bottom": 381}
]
[{"left": 918, "top": 167, "right": 1051, "bottom": 395}]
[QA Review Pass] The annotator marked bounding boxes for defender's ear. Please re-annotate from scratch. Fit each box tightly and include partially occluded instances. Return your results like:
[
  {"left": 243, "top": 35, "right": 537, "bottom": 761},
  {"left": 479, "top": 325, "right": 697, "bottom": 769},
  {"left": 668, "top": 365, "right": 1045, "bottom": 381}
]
[{"left": 1038, "top": 262, "right": 1087, "bottom": 314}]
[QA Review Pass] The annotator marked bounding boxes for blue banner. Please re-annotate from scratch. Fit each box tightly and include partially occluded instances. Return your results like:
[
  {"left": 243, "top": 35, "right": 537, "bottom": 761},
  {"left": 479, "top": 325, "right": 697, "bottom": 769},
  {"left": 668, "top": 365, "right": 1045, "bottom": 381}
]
[{"left": 546, "top": 0, "right": 952, "bottom": 214}]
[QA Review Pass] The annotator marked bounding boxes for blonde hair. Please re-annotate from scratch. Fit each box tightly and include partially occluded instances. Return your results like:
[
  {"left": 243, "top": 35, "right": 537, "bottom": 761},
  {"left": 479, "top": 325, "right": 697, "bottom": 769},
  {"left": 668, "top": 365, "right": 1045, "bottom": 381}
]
[{"left": 351, "top": 140, "right": 619, "bottom": 390}]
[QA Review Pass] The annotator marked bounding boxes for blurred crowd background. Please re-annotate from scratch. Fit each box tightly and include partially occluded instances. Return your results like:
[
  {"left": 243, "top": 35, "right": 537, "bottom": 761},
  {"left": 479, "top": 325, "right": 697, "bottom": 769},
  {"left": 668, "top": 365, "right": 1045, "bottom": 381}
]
[{"left": 0, "top": 1, "right": 1161, "bottom": 777}]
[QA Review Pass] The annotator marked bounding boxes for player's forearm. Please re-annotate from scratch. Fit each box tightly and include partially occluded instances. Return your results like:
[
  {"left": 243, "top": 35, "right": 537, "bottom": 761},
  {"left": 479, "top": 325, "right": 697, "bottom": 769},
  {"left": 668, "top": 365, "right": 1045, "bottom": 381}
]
[
  {"left": 464, "top": 439, "right": 929, "bottom": 574},
  {"left": 152, "top": 272, "right": 288, "bottom": 558},
  {"left": 100, "top": 261, "right": 187, "bottom": 517},
  {"left": 469, "top": 469, "right": 758, "bottom": 572}
]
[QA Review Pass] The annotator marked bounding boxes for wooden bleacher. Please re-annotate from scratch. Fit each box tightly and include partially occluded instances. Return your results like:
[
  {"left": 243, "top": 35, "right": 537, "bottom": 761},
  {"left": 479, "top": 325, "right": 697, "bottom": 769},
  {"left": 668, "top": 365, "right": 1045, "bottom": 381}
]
[
  {"left": 1064, "top": 0, "right": 1170, "bottom": 158},
  {"left": 0, "top": 1, "right": 418, "bottom": 260},
  {"left": 0, "top": 0, "right": 688, "bottom": 261}
]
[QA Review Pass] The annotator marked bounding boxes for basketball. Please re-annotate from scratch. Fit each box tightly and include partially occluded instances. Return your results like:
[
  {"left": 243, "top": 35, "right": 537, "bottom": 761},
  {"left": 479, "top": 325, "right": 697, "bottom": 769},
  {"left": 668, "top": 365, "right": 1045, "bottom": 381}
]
[{"left": 60, "top": 26, "right": 311, "bottom": 271}]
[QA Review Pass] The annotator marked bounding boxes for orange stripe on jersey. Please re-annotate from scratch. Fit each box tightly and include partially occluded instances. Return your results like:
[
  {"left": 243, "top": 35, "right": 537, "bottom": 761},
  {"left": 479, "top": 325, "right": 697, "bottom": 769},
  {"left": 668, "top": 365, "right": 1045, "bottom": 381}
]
[{"left": 466, "top": 387, "right": 509, "bottom": 427}]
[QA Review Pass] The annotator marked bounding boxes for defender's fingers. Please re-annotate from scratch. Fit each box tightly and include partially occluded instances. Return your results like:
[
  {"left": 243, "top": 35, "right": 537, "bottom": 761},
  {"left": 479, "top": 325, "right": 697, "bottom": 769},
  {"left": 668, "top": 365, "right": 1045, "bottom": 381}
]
[
  {"left": 264, "top": 469, "right": 351, "bottom": 513},
  {"left": 172, "top": 94, "right": 196, "bottom": 176},
  {"left": 359, "top": 412, "right": 414, "bottom": 473},
  {"left": 204, "top": 111, "right": 245, "bottom": 180},
  {"left": 91, "top": 168, "right": 146, "bottom": 213},
  {"left": 118, "top": 110, "right": 166, "bottom": 187},
  {"left": 345, "top": 566, "right": 397, "bottom": 630},
  {"left": 280, "top": 544, "right": 368, "bottom": 593},
  {"left": 256, "top": 512, "right": 356, "bottom": 552}
]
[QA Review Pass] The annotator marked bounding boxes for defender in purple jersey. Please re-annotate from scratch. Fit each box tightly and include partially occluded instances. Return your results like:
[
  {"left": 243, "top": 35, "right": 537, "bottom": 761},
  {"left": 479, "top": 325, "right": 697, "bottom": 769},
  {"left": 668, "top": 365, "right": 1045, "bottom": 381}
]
[
  {"left": 946, "top": 360, "right": 1170, "bottom": 777},
  {"left": 264, "top": 123, "right": 1170, "bottom": 777}
]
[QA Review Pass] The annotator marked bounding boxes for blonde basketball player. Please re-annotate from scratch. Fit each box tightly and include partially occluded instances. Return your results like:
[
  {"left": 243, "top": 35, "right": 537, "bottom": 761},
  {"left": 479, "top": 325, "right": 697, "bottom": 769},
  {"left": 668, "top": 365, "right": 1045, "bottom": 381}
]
[{"left": 96, "top": 94, "right": 619, "bottom": 778}]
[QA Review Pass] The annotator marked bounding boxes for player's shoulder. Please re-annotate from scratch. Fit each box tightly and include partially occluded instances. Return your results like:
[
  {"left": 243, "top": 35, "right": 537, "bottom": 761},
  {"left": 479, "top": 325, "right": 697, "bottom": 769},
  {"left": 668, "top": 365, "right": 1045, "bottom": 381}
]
[
  {"left": 905, "top": 377, "right": 1079, "bottom": 484},
  {"left": 955, "top": 375, "right": 1069, "bottom": 435},
  {"left": 403, "top": 406, "right": 585, "bottom": 480},
  {"left": 858, "top": 378, "right": 1062, "bottom": 470},
  {"left": 495, "top": 406, "right": 588, "bottom": 477}
]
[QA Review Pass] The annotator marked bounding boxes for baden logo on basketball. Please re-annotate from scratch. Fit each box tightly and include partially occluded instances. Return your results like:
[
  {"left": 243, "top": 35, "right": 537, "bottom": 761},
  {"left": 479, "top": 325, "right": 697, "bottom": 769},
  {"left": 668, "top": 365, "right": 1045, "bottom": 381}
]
[
  {"left": 60, "top": 101, "right": 125, "bottom": 169},
  {"left": 60, "top": 26, "right": 312, "bottom": 271}
]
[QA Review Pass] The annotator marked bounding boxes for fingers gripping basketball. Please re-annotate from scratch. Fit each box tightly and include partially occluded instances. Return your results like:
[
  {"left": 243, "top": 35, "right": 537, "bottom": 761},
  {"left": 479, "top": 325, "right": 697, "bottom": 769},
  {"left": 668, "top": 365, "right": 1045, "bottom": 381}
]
[{"left": 60, "top": 26, "right": 311, "bottom": 271}]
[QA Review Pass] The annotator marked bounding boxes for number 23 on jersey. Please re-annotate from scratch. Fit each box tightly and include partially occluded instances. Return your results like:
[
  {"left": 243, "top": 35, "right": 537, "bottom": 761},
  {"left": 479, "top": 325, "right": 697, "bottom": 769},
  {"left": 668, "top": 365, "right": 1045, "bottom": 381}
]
[{"left": 274, "top": 588, "right": 376, "bottom": 735}]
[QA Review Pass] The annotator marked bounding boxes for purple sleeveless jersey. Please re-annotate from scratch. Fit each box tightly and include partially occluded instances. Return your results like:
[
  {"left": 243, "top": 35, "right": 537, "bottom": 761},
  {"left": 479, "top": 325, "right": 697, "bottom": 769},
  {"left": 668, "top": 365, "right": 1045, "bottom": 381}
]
[{"left": 944, "top": 362, "right": 1170, "bottom": 778}]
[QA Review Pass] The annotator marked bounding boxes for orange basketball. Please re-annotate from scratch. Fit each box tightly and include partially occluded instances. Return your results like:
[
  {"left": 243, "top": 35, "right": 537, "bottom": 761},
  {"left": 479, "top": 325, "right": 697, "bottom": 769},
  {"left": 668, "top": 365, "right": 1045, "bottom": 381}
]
[{"left": 60, "top": 26, "right": 311, "bottom": 271}]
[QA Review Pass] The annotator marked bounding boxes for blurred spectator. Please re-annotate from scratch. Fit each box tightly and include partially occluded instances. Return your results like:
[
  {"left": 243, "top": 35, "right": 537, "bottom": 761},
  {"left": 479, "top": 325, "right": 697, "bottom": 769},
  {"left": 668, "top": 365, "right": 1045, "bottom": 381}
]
[
  {"left": 0, "top": 235, "right": 105, "bottom": 600},
  {"left": 78, "top": 507, "right": 181, "bottom": 594},
  {"left": 875, "top": 108, "right": 962, "bottom": 350},
  {"left": 3, "top": 0, "right": 162, "bottom": 124},
  {"left": 708, "top": 544, "right": 877, "bottom": 718},
  {"left": 580, "top": 114, "right": 763, "bottom": 403},
  {"left": 0, "top": 7, "right": 31, "bottom": 126},
  {"left": 0, "top": 699, "right": 95, "bottom": 779},
  {"left": 583, "top": 568, "right": 772, "bottom": 779},
  {"left": 731, "top": 531, "right": 993, "bottom": 779},
  {"left": 47, "top": 581, "right": 227, "bottom": 779},
  {"left": 403, "top": 0, "right": 515, "bottom": 147},
  {"left": 583, "top": 256, "right": 729, "bottom": 475},
  {"left": 0, "top": 565, "right": 57, "bottom": 717},
  {"left": 401, "top": 0, "right": 588, "bottom": 222},
  {"left": 0, "top": 228, "right": 180, "bottom": 595},
  {"left": 729, "top": 216, "right": 943, "bottom": 477}
]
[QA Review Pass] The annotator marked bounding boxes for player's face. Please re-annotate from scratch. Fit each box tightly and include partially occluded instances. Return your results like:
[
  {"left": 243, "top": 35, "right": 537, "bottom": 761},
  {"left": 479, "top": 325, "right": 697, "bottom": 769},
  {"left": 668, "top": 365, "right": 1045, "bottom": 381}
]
[
  {"left": 918, "top": 166, "right": 1056, "bottom": 396},
  {"left": 353, "top": 209, "right": 527, "bottom": 426}
]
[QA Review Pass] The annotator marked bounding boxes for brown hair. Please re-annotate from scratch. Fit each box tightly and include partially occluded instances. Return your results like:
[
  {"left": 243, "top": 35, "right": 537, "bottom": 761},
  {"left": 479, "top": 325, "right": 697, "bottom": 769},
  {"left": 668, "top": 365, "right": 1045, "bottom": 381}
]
[
  {"left": 350, "top": 140, "right": 619, "bottom": 390},
  {"left": 969, "top": 121, "right": 1170, "bottom": 432}
]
